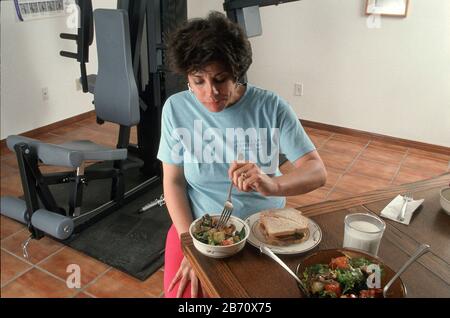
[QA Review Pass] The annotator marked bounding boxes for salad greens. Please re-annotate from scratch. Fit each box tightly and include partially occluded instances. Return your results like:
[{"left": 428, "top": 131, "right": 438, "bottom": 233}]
[
  {"left": 192, "top": 214, "right": 245, "bottom": 246},
  {"left": 301, "top": 256, "right": 384, "bottom": 298}
]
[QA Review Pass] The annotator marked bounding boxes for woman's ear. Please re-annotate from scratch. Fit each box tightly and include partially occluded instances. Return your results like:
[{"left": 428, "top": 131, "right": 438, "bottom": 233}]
[{"left": 235, "top": 78, "right": 242, "bottom": 88}]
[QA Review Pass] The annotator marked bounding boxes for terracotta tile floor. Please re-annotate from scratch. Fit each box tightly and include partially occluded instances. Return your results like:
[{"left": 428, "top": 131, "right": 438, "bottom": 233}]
[{"left": 1, "top": 116, "right": 449, "bottom": 297}]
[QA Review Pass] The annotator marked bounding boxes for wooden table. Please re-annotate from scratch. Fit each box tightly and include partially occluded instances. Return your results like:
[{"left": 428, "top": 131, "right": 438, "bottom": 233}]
[{"left": 181, "top": 173, "right": 450, "bottom": 298}]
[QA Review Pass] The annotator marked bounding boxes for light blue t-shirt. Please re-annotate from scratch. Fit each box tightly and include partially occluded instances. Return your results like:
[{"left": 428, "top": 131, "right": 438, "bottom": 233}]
[{"left": 157, "top": 83, "right": 315, "bottom": 220}]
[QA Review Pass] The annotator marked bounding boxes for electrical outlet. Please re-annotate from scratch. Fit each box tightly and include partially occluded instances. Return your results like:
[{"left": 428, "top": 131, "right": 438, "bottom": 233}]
[
  {"left": 294, "top": 83, "right": 303, "bottom": 96},
  {"left": 42, "top": 87, "right": 49, "bottom": 101},
  {"left": 75, "top": 78, "right": 82, "bottom": 91}
]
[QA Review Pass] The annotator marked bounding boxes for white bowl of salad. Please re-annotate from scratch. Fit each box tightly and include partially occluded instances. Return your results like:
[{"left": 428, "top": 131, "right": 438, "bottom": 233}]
[{"left": 190, "top": 214, "right": 250, "bottom": 258}]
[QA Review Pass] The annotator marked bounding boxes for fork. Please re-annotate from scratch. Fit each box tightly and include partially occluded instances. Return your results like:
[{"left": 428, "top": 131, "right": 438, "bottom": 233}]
[
  {"left": 215, "top": 153, "right": 243, "bottom": 228},
  {"left": 216, "top": 181, "right": 234, "bottom": 229},
  {"left": 398, "top": 192, "right": 413, "bottom": 222}
]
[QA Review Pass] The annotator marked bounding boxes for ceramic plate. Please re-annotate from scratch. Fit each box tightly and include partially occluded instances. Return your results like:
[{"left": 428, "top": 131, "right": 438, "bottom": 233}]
[{"left": 245, "top": 212, "right": 322, "bottom": 254}]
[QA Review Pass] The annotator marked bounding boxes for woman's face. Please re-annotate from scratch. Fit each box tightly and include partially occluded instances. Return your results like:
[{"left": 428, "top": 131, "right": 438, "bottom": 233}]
[{"left": 187, "top": 62, "right": 240, "bottom": 112}]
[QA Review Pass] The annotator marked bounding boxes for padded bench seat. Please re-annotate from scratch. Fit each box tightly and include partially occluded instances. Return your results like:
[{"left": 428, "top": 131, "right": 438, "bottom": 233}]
[{"left": 7, "top": 135, "right": 127, "bottom": 169}]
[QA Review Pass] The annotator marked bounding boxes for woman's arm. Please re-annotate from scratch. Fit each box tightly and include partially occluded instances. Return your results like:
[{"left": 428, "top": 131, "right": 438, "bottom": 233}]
[
  {"left": 162, "top": 163, "right": 200, "bottom": 298},
  {"left": 162, "top": 162, "right": 193, "bottom": 237},
  {"left": 229, "top": 150, "right": 327, "bottom": 197},
  {"left": 273, "top": 150, "right": 327, "bottom": 196}
]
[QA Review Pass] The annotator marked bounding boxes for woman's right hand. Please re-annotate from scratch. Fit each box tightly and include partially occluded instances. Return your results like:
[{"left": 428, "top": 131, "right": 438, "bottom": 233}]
[{"left": 168, "top": 256, "right": 199, "bottom": 298}]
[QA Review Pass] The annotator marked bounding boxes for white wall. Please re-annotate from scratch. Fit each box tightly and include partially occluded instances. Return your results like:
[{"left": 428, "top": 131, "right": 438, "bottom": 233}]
[
  {"left": 0, "top": 0, "right": 116, "bottom": 139},
  {"left": 189, "top": 0, "right": 450, "bottom": 147},
  {"left": 188, "top": 0, "right": 224, "bottom": 17}
]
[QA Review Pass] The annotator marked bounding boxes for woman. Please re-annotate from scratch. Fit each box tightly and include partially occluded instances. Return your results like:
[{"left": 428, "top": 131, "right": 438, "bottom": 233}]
[{"left": 157, "top": 11, "right": 327, "bottom": 298}]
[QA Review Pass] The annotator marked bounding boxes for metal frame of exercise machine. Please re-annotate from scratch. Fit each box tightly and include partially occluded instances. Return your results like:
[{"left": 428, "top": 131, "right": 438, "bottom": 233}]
[{"left": 0, "top": 1, "right": 187, "bottom": 245}]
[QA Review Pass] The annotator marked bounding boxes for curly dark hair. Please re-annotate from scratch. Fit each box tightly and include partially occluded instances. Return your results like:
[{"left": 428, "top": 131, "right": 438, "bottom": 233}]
[{"left": 166, "top": 11, "right": 252, "bottom": 81}]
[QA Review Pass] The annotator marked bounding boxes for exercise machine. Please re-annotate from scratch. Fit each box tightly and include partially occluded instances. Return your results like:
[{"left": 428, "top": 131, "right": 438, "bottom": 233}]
[
  {"left": 1, "top": 9, "right": 149, "bottom": 243},
  {"left": 0, "top": 1, "right": 187, "bottom": 245}
]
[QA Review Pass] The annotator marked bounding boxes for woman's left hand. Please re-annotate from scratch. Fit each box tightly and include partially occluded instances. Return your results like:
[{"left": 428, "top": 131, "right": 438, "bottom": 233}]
[{"left": 228, "top": 161, "right": 280, "bottom": 196}]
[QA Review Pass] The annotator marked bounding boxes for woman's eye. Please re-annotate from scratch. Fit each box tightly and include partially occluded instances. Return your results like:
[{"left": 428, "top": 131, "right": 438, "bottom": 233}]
[{"left": 192, "top": 77, "right": 227, "bottom": 85}]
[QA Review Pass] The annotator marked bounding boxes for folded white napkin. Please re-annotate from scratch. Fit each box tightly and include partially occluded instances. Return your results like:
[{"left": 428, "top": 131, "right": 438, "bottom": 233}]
[{"left": 380, "top": 195, "right": 424, "bottom": 225}]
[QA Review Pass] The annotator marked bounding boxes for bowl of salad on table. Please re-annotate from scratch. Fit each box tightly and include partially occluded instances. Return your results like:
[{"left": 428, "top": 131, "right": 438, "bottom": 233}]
[
  {"left": 190, "top": 214, "right": 250, "bottom": 259},
  {"left": 296, "top": 248, "right": 406, "bottom": 298}
]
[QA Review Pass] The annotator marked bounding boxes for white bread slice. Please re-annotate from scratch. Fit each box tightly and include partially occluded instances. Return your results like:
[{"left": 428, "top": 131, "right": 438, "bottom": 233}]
[
  {"left": 260, "top": 216, "right": 304, "bottom": 238},
  {"left": 261, "top": 208, "right": 308, "bottom": 228},
  {"left": 259, "top": 208, "right": 309, "bottom": 246}
]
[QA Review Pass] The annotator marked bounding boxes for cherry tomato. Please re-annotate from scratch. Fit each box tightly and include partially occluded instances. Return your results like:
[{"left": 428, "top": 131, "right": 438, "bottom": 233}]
[
  {"left": 324, "top": 283, "right": 342, "bottom": 298},
  {"left": 329, "top": 256, "right": 349, "bottom": 269},
  {"left": 220, "top": 239, "right": 233, "bottom": 246}
]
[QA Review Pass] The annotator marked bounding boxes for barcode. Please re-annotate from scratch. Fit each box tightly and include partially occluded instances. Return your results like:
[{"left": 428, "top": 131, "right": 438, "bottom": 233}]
[{"left": 19, "top": 0, "right": 64, "bottom": 16}]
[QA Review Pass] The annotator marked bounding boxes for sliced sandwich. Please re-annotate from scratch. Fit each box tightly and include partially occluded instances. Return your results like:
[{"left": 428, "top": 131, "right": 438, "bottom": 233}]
[{"left": 259, "top": 208, "right": 309, "bottom": 246}]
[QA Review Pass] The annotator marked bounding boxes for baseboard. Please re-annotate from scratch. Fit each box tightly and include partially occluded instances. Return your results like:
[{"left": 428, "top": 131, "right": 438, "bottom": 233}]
[
  {"left": 1, "top": 111, "right": 96, "bottom": 155},
  {"left": 301, "top": 119, "right": 450, "bottom": 156},
  {"left": 1, "top": 113, "right": 448, "bottom": 157}
]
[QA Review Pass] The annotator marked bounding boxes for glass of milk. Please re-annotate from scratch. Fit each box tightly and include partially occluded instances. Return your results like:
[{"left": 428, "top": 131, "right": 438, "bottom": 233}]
[{"left": 343, "top": 213, "right": 386, "bottom": 256}]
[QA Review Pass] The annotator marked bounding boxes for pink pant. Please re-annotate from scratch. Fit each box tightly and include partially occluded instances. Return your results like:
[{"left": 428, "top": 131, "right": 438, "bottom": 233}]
[{"left": 164, "top": 224, "right": 204, "bottom": 298}]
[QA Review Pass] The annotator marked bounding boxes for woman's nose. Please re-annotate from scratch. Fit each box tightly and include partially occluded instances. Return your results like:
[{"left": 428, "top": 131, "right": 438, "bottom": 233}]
[{"left": 207, "top": 82, "right": 220, "bottom": 96}]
